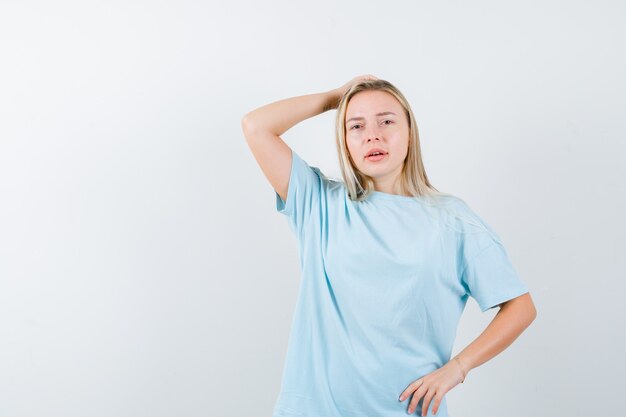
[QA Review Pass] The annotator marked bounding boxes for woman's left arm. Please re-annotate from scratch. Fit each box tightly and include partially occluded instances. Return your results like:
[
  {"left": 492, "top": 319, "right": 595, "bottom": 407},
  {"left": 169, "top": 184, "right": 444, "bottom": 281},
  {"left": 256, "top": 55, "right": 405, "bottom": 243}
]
[
  {"left": 399, "top": 292, "right": 537, "bottom": 416},
  {"left": 453, "top": 292, "right": 537, "bottom": 377}
]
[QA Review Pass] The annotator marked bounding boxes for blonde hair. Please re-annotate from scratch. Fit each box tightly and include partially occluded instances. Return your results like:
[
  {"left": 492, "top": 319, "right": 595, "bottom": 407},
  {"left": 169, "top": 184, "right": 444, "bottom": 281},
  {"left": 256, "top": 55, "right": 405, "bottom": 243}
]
[
  {"left": 334, "top": 79, "right": 448, "bottom": 204},
  {"left": 331, "top": 79, "right": 500, "bottom": 239}
]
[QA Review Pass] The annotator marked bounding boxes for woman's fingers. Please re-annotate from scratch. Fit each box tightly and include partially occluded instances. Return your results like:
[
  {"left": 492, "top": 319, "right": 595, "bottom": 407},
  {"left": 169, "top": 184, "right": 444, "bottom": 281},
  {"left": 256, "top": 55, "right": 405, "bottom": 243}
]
[
  {"left": 399, "top": 378, "right": 422, "bottom": 401},
  {"left": 399, "top": 377, "right": 424, "bottom": 402},
  {"left": 401, "top": 361, "right": 463, "bottom": 415},
  {"left": 399, "top": 378, "right": 424, "bottom": 414},
  {"left": 358, "top": 74, "right": 378, "bottom": 81},
  {"left": 353, "top": 74, "right": 378, "bottom": 85},
  {"left": 337, "top": 74, "right": 380, "bottom": 97},
  {"left": 431, "top": 393, "right": 443, "bottom": 415},
  {"left": 421, "top": 388, "right": 438, "bottom": 416},
  {"left": 407, "top": 383, "right": 429, "bottom": 414}
]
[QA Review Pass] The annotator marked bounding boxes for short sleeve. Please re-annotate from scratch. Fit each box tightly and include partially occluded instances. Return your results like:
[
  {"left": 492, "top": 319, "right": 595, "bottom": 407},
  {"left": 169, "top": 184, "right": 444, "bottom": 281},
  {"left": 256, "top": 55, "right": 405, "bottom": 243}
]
[
  {"left": 460, "top": 239, "right": 530, "bottom": 312},
  {"left": 275, "top": 148, "right": 324, "bottom": 239},
  {"left": 453, "top": 199, "right": 530, "bottom": 312}
]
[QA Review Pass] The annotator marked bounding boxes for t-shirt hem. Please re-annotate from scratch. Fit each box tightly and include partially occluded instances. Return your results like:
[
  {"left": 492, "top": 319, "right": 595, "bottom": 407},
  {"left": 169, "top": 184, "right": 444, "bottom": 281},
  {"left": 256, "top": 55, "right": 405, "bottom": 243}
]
[{"left": 480, "top": 286, "right": 530, "bottom": 312}]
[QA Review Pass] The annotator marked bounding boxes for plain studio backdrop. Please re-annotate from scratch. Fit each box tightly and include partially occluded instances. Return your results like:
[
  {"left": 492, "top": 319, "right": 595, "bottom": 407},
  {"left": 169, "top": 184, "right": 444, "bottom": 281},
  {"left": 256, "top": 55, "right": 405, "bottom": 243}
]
[{"left": 1, "top": 1, "right": 624, "bottom": 416}]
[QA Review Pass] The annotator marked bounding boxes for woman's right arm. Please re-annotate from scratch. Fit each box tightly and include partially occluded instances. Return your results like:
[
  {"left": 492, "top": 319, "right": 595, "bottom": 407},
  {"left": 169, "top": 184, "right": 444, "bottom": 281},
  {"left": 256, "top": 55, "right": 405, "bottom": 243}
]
[
  {"left": 241, "top": 75, "right": 378, "bottom": 202},
  {"left": 240, "top": 89, "right": 342, "bottom": 203}
]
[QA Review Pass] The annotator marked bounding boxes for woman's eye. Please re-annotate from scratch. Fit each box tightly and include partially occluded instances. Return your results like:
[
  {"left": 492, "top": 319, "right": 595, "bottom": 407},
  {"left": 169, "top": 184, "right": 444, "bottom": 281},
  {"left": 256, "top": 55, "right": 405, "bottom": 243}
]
[
  {"left": 350, "top": 124, "right": 361, "bottom": 130},
  {"left": 383, "top": 120, "right": 393, "bottom": 125}
]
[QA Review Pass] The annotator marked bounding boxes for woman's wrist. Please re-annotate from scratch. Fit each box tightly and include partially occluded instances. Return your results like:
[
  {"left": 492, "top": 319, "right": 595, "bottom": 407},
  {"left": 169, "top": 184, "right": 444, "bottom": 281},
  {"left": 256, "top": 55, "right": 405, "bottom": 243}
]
[
  {"left": 452, "top": 356, "right": 468, "bottom": 383},
  {"left": 323, "top": 88, "right": 343, "bottom": 111}
]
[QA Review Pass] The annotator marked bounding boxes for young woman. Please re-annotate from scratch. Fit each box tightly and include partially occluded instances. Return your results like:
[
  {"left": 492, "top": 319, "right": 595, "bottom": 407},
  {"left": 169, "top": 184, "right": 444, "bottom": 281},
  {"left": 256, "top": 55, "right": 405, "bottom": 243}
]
[{"left": 241, "top": 75, "right": 537, "bottom": 417}]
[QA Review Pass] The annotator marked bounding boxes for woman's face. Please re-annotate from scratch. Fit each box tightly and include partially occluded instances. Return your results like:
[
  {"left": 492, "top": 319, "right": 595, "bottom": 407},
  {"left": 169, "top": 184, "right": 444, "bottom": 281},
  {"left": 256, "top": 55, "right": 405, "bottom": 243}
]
[{"left": 344, "top": 90, "right": 410, "bottom": 192}]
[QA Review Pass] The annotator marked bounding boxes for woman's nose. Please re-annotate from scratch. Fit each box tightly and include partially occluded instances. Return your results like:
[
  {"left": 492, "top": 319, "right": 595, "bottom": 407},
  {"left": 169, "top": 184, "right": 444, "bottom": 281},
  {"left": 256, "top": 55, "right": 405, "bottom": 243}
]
[{"left": 365, "top": 125, "right": 382, "bottom": 141}]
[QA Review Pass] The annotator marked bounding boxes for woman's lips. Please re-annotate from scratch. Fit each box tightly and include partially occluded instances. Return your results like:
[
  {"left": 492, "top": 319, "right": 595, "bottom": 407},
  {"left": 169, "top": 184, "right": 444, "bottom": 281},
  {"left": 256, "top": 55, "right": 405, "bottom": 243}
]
[{"left": 366, "top": 153, "right": 387, "bottom": 162}]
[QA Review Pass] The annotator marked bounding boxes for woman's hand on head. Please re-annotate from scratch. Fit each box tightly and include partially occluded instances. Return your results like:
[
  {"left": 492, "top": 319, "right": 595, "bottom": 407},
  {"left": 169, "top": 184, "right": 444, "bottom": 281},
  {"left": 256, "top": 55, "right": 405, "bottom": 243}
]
[
  {"left": 398, "top": 360, "right": 466, "bottom": 416},
  {"left": 328, "top": 74, "right": 380, "bottom": 109}
]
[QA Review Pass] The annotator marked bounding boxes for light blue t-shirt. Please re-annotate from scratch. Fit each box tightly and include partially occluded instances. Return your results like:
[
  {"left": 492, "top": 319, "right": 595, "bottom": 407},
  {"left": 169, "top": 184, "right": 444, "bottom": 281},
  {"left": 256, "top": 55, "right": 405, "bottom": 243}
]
[{"left": 273, "top": 149, "right": 530, "bottom": 417}]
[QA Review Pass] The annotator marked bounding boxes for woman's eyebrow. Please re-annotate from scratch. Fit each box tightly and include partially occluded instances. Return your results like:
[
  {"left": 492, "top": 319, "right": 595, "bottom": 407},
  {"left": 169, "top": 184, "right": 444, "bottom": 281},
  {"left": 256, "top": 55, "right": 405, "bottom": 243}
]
[{"left": 346, "top": 111, "right": 396, "bottom": 124}]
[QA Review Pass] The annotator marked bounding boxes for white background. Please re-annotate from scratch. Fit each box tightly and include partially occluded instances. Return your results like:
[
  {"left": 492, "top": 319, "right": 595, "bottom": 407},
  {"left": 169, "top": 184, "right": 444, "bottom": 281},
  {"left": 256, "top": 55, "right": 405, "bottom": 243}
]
[{"left": 1, "top": 1, "right": 624, "bottom": 416}]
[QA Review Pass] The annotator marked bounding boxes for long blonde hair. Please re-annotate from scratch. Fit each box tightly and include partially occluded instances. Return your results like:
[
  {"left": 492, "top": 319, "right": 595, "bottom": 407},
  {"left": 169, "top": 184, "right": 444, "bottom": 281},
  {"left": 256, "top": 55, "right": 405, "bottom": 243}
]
[
  {"left": 331, "top": 79, "right": 501, "bottom": 239},
  {"left": 334, "top": 79, "right": 447, "bottom": 203}
]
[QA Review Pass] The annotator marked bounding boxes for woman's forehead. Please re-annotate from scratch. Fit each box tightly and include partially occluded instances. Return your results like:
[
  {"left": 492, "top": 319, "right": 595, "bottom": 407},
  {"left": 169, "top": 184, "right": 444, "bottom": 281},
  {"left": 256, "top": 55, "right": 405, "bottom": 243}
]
[{"left": 346, "top": 90, "right": 402, "bottom": 116}]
